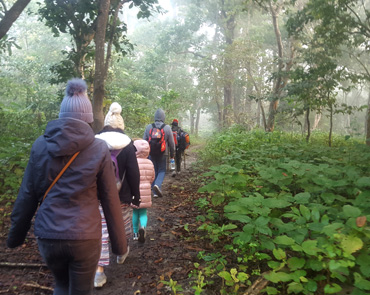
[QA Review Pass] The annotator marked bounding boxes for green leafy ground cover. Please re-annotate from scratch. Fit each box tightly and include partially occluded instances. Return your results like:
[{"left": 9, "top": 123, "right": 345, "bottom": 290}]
[{"left": 192, "top": 127, "right": 370, "bottom": 294}]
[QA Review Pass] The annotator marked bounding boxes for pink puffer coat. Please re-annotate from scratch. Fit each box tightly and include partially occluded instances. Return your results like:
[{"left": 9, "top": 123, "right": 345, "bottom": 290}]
[{"left": 133, "top": 140, "right": 155, "bottom": 208}]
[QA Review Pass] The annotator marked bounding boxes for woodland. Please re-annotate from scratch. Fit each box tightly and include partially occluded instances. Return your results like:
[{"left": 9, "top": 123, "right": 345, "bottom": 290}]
[{"left": 0, "top": 0, "right": 370, "bottom": 294}]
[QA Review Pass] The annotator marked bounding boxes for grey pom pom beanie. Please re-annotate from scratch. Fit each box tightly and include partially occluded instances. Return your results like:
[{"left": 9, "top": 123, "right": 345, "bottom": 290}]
[{"left": 59, "top": 78, "right": 94, "bottom": 123}]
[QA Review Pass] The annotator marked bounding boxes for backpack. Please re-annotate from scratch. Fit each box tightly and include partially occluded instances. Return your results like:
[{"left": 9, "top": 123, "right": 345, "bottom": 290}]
[
  {"left": 177, "top": 130, "right": 190, "bottom": 151},
  {"left": 149, "top": 123, "right": 166, "bottom": 157},
  {"left": 111, "top": 149, "right": 125, "bottom": 191}
]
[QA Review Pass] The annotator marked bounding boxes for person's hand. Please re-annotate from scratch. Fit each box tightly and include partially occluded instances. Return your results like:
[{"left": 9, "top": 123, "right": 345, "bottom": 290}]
[{"left": 131, "top": 196, "right": 141, "bottom": 208}]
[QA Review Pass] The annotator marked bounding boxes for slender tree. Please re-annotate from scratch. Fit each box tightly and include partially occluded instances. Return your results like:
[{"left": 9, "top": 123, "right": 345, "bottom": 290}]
[{"left": 0, "top": 0, "right": 31, "bottom": 40}]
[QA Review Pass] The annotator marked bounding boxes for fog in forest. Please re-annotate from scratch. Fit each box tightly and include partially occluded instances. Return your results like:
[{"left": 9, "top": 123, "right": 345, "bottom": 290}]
[{"left": 1, "top": 0, "right": 369, "bottom": 140}]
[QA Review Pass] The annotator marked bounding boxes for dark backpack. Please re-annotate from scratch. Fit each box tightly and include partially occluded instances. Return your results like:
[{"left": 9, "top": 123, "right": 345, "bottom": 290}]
[
  {"left": 177, "top": 130, "right": 190, "bottom": 151},
  {"left": 111, "top": 149, "right": 124, "bottom": 191},
  {"left": 149, "top": 123, "right": 166, "bottom": 157}
]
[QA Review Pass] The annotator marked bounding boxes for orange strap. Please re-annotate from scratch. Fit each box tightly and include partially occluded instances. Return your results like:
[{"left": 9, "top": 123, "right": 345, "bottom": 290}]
[{"left": 42, "top": 151, "right": 80, "bottom": 202}]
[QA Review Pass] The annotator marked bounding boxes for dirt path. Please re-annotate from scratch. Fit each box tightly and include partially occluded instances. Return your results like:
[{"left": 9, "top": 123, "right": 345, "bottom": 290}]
[{"left": 0, "top": 146, "right": 205, "bottom": 295}]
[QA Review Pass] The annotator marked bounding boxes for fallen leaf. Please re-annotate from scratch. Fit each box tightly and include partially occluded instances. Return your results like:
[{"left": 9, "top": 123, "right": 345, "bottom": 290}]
[
  {"left": 157, "top": 217, "right": 165, "bottom": 222},
  {"left": 184, "top": 245, "right": 204, "bottom": 252},
  {"left": 157, "top": 282, "right": 164, "bottom": 289},
  {"left": 356, "top": 216, "right": 367, "bottom": 227},
  {"left": 155, "top": 257, "right": 163, "bottom": 264},
  {"left": 282, "top": 173, "right": 288, "bottom": 176}
]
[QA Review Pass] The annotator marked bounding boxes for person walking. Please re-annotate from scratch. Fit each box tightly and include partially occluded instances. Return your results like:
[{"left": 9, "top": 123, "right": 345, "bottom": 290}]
[
  {"left": 143, "top": 108, "right": 175, "bottom": 198},
  {"left": 132, "top": 139, "right": 155, "bottom": 243},
  {"left": 94, "top": 102, "right": 141, "bottom": 287},
  {"left": 7, "top": 78, "right": 128, "bottom": 295},
  {"left": 171, "top": 119, "right": 184, "bottom": 175}
]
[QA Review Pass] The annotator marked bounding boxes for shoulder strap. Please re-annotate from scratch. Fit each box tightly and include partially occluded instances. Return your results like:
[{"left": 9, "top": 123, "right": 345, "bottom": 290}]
[{"left": 42, "top": 151, "right": 80, "bottom": 202}]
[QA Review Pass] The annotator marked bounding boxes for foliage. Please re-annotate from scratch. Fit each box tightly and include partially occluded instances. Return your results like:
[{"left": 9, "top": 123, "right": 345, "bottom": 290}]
[
  {"left": 0, "top": 107, "right": 47, "bottom": 198},
  {"left": 193, "top": 126, "right": 370, "bottom": 294}
]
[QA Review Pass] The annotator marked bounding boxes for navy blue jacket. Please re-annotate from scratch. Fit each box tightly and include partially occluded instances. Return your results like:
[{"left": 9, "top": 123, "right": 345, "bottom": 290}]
[{"left": 7, "top": 118, "right": 127, "bottom": 255}]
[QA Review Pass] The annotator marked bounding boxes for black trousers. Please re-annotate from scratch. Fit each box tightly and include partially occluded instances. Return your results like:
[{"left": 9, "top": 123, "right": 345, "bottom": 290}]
[
  {"left": 37, "top": 238, "right": 101, "bottom": 295},
  {"left": 175, "top": 148, "right": 182, "bottom": 172}
]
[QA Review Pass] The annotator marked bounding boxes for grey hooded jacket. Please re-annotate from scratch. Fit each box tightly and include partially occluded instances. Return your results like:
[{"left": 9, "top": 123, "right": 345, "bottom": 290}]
[
  {"left": 143, "top": 108, "right": 175, "bottom": 158},
  {"left": 7, "top": 118, "right": 127, "bottom": 256}
]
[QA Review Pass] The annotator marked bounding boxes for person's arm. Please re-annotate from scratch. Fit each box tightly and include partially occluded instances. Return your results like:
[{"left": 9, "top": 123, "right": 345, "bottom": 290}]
[
  {"left": 7, "top": 153, "right": 39, "bottom": 248},
  {"left": 97, "top": 148, "right": 127, "bottom": 256},
  {"left": 165, "top": 125, "right": 175, "bottom": 158},
  {"left": 119, "top": 143, "right": 141, "bottom": 206},
  {"left": 143, "top": 124, "right": 151, "bottom": 141}
]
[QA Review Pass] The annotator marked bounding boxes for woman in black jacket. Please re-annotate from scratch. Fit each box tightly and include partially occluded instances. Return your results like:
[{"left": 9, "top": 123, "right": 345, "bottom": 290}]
[
  {"left": 94, "top": 102, "right": 141, "bottom": 287},
  {"left": 7, "top": 79, "right": 128, "bottom": 295}
]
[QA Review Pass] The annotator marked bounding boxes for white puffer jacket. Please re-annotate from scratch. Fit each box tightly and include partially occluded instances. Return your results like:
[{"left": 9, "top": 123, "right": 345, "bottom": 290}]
[{"left": 134, "top": 140, "right": 155, "bottom": 208}]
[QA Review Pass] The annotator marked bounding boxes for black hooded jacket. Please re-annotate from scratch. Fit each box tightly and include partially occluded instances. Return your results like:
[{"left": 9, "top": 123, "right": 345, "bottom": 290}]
[{"left": 7, "top": 118, "right": 127, "bottom": 255}]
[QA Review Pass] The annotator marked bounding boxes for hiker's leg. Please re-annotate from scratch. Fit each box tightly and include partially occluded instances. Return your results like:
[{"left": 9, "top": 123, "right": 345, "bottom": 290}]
[
  {"left": 132, "top": 209, "right": 140, "bottom": 233},
  {"left": 97, "top": 205, "right": 109, "bottom": 268},
  {"left": 121, "top": 204, "right": 132, "bottom": 241},
  {"left": 149, "top": 155, "right": 159, "bottom": 187},
  {"left": 37, "top": 239, "right": 69, "bottom": 295},
  {"left": 175, "top": 149, "right": 181, "bottom": 172},
  {"left": 139, "top": 208, "right": 148, "bottom": 228},
  {"left": 153, "top": 155, "right": 167, "bottom": 189},
  {"left": 68, "top": 239, "right": 101, "bottom": 295}
]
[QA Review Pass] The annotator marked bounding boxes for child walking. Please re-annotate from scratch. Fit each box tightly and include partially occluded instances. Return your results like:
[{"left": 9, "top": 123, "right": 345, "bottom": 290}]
[{"left": 133, "top": 139, "right": 155, "bottom": 243}]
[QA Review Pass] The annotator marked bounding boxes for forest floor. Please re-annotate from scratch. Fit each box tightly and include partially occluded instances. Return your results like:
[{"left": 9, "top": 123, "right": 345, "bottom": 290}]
[{"left": 0, "top": 144, "right": 214, "bottom": 295}]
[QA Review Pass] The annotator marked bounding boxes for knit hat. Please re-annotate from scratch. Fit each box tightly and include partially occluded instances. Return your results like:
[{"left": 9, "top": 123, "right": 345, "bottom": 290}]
[
  {"left": 59, "top": 78, "right": 94, "bottom": 123},
  {"left": 172, "top": 119, "right": 179, "bottom": 126},
  {"left": 104, "top": 102, "right": 125, "bottom": 131}
]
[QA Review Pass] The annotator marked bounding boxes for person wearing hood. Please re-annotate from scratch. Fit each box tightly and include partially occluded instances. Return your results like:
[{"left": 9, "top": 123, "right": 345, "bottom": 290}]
[
  {"left": 7, "top": 78, "right": 127, "bottom": 295},
  {"left": 143, "top": 108, "right": 175, "bottom": 198},
  {"left": 132, "top": 139, "right": 155, "bottom": 243},
  {"left": 94, "top": 102, "right": 141, "bottom": 288}
]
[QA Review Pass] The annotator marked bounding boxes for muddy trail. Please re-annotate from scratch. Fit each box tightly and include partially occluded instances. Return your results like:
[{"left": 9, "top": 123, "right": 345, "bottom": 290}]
[{"left": 0, "top": 145, "right": 211, "bottom": 295}]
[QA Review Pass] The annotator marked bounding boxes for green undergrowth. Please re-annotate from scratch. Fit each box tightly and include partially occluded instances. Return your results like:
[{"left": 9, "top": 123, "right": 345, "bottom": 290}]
[
  {"left": 189, "top": 126, "right": 370, "bottom": 295},
  {"left": 0, "top": 109, "right": 46, "bottom": 199}
]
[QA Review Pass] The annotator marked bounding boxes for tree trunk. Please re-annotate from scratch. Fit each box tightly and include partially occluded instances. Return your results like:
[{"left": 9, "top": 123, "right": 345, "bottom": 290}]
[
  {"left": 189, "top": 110, "right": 195, "bottom": 134},
  {"left": 265, "top": 1, "right": 295, "bottom": 132},
  {"left": 366, "top": 90, "right": 370, "bottom": 146},
  {"left": 195, "top": 107, "right": 201, "bottom": 137},
  {"left": 0, "top": 0, "right": 31, "bottom": 40},
  {"left": 329, "top": 103, "right": 333, "bottom": 147},
  {"left": 305, "top": 108, "right": 311, "bottom": 143},
  {"left": 215, "top": 98, "right": 223, "bottom": 128},
  {"left": 221, "top": 6, "right": 235, "bottom": 128},
  {"left": 91, "top": 0, "right": 110, "bottom": 133},
  {"left": 312, "top": 111, "right": 322, "bottom": 130}
]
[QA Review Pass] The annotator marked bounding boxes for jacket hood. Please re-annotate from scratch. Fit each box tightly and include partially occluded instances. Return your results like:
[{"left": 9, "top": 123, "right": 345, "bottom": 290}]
[
  {"left": 134, "top": 139, "right": 150, "bottom": 158},
  {"left": 44, "top": 118, "right": 95, "bottom": 157},
  {"left": 154, "top": 108, "right": 165, "bottom": 122},
  {"left": 95, "top": 131, "right": 131, "bottom": 150}
]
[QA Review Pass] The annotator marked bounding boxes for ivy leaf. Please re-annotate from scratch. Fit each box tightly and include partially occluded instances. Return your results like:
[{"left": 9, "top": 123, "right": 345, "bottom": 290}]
[
  {"left": 273, "top": 248, "right": 286, "bottom": 260},
  {"left": 342, "top": 205, "right": 361, "bottom": 218},
  {"left": 302, "top": 240, "right": 318, "bottom": 255},
  {"left": 264, "top": 271, "right": 292, "bottom": 283},
  {"left": 287, "top": 282, "right": 304, "bottom": 293},
  {"left": 324, "top": 283, "right": 342, "bottom": 294},
  {"left": 356, "top": 177, "right": 370, "bottom": 188},
  {"left": 274, "top": 235, "right": 295, "bottom": 246},
  {"left": 306, "top": 280, "right": 318, "bottom": 292},
  {"left": 294, "top": 192, "right": 311, "bottom": 204},
  {"left": 354, "top": 272, "right": 370, "bottom": 291},
  {"left": 340, "top": 235, "right": 363, "bottom": 254},
  {"left": 356, "top": 253, "right": 370, "bottom": 277},
  {"left": 218, "top": 271, "right": 232, "bottom": 281},
  {"left": 287, "top": 257, "right": 305, "bottom": 270},
  {"left": 300, "top": 205, "right": 311, "bottom": 221}
]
